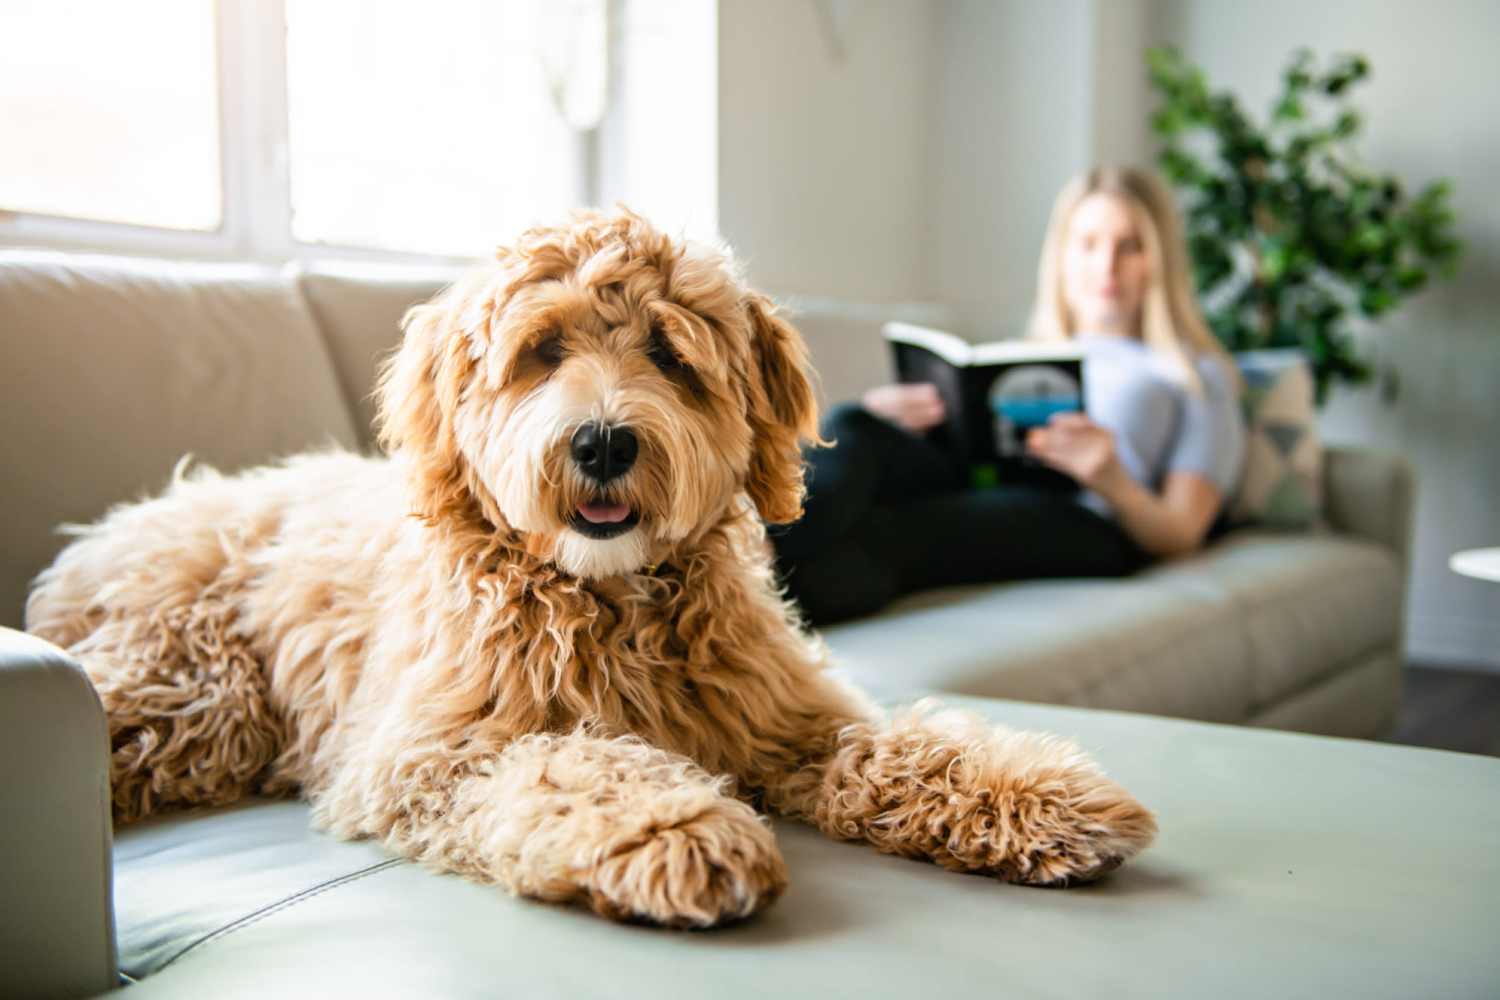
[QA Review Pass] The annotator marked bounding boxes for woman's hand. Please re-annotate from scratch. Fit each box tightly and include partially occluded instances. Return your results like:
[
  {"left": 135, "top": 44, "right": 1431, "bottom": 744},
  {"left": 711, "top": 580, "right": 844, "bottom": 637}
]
[
  {"left": 861, "top": 382, "right": 946, "bottom": 433},
  {"left": 1025, "top": 412, "right": 1126, "bottom": 492},
  {"left": 1030, "top": 412, "right": 1223, "bottom": 558}
]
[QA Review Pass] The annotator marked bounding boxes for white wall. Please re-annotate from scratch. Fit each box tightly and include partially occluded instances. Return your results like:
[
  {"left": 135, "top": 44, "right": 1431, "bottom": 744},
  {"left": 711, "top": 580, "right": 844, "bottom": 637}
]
[
  {"left": 715, "top": 0, "right": 938, "bottom": 303},
  {"left": 712, "top": 0, "right": 1119, "bottom": 372},
  {"left": 929, "top": 0, "right": 1097, "bottom": 337},
  {"left": 1155, "top": 0, "right": 1500, "bottom": 670},
  {"left": 715, "top": 0, "right": 1127, "bottom": 321},
  {"left": 1089, "top": 0, "right": 1158, "bottom": 169}
]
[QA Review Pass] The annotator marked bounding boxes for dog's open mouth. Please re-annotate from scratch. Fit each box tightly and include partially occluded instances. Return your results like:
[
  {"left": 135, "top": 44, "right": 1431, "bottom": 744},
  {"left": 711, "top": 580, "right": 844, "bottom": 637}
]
[{"left": 571, "top": 499, "right": 640, "bottom": 540}]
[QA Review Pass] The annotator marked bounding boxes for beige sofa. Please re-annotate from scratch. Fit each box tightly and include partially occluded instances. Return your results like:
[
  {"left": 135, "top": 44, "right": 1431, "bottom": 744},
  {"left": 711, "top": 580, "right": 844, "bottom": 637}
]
[
  {"left": 2, "top": 250, "right": 1448, "bottom": 999},
  {"left": 1, "top": 250, "right": 1411, "bottom": 736}
]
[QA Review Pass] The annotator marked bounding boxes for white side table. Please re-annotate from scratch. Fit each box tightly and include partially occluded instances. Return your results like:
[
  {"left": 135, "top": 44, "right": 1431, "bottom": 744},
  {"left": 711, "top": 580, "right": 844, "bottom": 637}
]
[{"left": 1450, "top": 547, "right": 1500, "bottom": 583}]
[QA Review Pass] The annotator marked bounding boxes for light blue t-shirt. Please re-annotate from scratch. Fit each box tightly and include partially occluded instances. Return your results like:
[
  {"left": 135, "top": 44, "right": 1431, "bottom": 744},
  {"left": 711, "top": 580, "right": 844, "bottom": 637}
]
[{"left": 1075, "top": 333, "right": 1245, "bottom": 517}]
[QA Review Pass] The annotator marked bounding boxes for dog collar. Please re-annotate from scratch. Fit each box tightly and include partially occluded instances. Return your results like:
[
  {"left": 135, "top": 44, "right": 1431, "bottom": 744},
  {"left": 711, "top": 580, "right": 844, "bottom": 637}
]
[{"left": 639, "top": 559, "right": 679, "bottom": 578}]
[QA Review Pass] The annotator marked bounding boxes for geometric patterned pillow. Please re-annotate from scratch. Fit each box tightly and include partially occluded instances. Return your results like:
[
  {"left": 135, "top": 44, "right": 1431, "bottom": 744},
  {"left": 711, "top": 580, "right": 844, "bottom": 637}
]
[{"left": 1228, "top": 350, "right": 1323, "bottom": 529}]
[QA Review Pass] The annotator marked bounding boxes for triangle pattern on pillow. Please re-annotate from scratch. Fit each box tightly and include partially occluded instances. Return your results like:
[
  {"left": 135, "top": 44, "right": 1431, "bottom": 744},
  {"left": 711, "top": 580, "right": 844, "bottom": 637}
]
[
  {"left": 1264, "top": 422, "right": 1304, "bottom": 457},
  {"left": 1230, "top": 350, "right": 1322, "bottom": 530}
]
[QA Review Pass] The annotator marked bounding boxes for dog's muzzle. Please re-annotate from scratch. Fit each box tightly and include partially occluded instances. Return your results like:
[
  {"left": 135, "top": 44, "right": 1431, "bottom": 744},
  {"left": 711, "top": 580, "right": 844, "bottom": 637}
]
[{"left": 570, "top": 422, "right": 641, "bottom": 539}]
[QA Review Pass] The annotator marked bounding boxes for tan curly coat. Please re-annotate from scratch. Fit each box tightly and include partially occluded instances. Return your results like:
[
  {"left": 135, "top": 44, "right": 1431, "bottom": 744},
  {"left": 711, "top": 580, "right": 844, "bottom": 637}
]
[{"left": 27, "top": 209, "right": 1156, "bottom": 927}]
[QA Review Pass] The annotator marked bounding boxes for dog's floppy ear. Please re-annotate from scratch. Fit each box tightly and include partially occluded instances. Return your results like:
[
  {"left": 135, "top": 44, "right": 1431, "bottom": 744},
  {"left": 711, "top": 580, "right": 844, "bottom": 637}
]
[
  {"left": 375, "top": 281, "right": 485, "bottom": 525},
  {"left": 743, "top": 293, "right": 822, "bottom": 525}
]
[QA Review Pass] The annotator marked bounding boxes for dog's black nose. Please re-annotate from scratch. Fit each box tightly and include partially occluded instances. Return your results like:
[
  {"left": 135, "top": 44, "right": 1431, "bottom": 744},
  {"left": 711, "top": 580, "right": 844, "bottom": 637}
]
[{"left": 570, "top": 423, "right": 638, "bottom": 483}]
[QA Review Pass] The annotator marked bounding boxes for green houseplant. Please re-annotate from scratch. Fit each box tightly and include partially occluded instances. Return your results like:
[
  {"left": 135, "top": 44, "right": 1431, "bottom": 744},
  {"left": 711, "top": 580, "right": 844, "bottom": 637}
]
[{"left": 1146, "top": 47, "right": 1462, "bottom": 402}]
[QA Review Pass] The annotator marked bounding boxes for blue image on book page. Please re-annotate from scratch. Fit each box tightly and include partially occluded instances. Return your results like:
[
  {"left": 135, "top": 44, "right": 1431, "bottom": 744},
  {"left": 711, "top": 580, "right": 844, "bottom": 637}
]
[{"left": 989, "top": 364, "right": 1083, "bottom": 458}]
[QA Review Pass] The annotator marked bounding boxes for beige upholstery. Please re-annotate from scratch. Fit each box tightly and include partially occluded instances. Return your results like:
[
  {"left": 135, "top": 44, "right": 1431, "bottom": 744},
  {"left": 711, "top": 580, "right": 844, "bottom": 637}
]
[
  {"left": 781, "top": 307, "right": 897, "bottom": 408},
  {"left": 1247, "top": 649, "right": 1402, "bottom": 738},
  {"left": 824, "top": 565, "right": 1253, "bottom": 720},
  {"left": 290, "top": 262, "right": 453, "bottom": 449},
  {"left": 0, "top": 252, "right": 359, "bottom": 628},
  {"left": 822, "top": 530, "right": 1401, "bottom": 733},
  {"left": 1182, "top": 531, "right": 1401, "bottom": 708},
  {"left": 1322, "top": 444, "right": 1416, "bottom": 568}
]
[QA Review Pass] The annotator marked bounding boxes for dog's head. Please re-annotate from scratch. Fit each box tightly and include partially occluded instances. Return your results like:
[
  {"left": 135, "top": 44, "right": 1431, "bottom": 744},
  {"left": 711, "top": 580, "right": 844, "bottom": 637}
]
[{"left": 376, "top": 208, "right": 820, "bottom": 579}]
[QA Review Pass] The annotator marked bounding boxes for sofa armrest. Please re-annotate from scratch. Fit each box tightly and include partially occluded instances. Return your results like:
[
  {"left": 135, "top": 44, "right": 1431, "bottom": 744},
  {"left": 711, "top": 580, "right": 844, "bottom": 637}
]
[
  {"left": 0, "top": 627, "right": 118, "bottom": 998},
  {"left": 1322, "top": 445, "right": 1416, "bottom": 569}
]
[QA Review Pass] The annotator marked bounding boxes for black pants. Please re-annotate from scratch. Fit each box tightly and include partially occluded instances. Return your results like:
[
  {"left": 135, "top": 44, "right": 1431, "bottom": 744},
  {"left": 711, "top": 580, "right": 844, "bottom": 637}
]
[{"left": 769, "top": 403, "right": 1149, "bottom": 627}]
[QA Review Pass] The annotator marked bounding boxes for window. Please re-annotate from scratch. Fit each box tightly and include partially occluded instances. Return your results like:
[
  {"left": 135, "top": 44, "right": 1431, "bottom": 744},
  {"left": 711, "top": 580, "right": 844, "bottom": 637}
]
[
  {"left": 0, "top": 0, "right": 717, "bottom": 262},
  {"left": 285, "top": 0, "right": 590, "bottom": 256},
  {"left": 0, "top": 0, "right": 221, "bottom": 231},
  {"left": 599, "top": 0, "right": 717, "bottom": 242}
]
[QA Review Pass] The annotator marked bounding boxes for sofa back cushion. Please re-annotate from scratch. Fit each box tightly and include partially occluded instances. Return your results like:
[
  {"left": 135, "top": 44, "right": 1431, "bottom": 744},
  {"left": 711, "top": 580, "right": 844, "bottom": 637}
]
[
  {"left": 0, "top": 252, "right": 360, "bottom": 629},
  {"left": 292, "top": 263, "right": 455, "bottom": 450}
]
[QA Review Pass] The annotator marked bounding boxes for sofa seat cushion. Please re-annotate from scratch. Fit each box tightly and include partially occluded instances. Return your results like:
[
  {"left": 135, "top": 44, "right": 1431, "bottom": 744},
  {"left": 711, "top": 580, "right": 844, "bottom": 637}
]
[
  {"left": 0, "top": 252, "right": 361, "bottom": 629},
  {"left": 823, "top": 567, "right": 1250, "bottom": 721},
  {"left": 1179, "top": 530, "right": 1402, "bottom": 707},
  {"left": 821, "top": 530, "right": 1401, "bottom": 723},
  {"left": 110, "top": 698, "right": 1500, "bottom": 998}
]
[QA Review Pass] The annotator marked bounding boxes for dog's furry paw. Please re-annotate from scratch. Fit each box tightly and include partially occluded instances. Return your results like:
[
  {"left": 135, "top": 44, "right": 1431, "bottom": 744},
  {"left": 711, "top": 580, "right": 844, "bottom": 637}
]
[
  {"left": 825, "top": 708, "right": 1157, "bottom": 887},
  {"left": 586, "top": 801, "right": 788, "bottom": 928},
  {"left": 990, "top": 773, "right": 1157, "bottom": 888},
  {"left": 957, "top": 732, "right": 1158, "bottom": 888}
]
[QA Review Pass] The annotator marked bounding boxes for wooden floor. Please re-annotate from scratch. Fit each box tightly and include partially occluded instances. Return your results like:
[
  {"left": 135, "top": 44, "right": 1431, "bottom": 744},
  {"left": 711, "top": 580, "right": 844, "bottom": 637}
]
[{"left": 1384, "top": 664, "right": 1500, "bottom": 758}]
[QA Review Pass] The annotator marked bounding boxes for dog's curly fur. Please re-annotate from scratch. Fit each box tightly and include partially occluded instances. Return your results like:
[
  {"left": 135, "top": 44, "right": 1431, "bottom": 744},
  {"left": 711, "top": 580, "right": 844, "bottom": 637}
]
[{"left": 26, "top": 209, "right": 1156, "bottom": 927}]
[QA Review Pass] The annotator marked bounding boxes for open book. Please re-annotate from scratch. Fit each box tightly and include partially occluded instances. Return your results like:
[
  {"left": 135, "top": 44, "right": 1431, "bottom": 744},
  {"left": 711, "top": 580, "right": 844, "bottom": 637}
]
[{"left": 882, "top": 322, "right": 1086, "bottom": 491}]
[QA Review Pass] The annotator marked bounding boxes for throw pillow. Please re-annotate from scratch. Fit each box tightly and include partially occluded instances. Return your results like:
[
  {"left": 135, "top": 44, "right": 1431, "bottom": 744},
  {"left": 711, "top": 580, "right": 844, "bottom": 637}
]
[{"left": 1229, "top": 350, "right": 1323, "bottom": 529}]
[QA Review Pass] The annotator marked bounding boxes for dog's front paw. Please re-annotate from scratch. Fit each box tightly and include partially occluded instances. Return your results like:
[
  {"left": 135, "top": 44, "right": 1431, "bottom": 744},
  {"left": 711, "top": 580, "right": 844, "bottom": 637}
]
[
  {"left": 953, "top": 730, "right": 1158, "bottom": 888},
  {"left": 587, "top": 799, "right": 788, "bottom": 928},
  {"left": 988, "top": 769, "right": 1157, "bottom": 888},
  {"left": 825, "top": 710, "right": 1157, "bottom": 887}
]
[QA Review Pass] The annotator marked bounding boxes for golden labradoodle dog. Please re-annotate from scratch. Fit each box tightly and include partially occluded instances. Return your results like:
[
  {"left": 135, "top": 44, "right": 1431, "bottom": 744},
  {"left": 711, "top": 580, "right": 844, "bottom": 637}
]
[{"left": 27, "top": 209, "right": 1155, "bottom": 927}]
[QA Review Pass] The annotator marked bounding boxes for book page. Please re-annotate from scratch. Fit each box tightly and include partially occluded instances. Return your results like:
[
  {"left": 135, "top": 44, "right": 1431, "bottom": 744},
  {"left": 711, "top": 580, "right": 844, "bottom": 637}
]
[{"left": 882, "top": 322, "right": 972, "bottom": 367}]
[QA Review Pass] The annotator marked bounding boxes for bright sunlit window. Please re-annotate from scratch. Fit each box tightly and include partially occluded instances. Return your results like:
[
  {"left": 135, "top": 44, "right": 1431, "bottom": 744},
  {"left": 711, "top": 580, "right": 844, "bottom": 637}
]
[
  {"left": 0, "top": 0, "right": 222, "bottom": 231},
  {"left": 285, "top": 0, "right": 594, "bottom": 256},
  {"left": 603, "top": 0, "right": 718, "bottom": 242},
  {"left": 0, "top": 0, "right": 716, "bottom": 261}
]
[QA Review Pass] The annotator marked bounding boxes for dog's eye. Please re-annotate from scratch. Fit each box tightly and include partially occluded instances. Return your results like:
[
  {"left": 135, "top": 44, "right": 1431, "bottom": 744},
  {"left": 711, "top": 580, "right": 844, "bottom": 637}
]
[
  {"left": 647, "top": 328, "right": 684, "bottom": 374},
  {"left": 533, "top": 335, "right": 565, "bottom": 368}
]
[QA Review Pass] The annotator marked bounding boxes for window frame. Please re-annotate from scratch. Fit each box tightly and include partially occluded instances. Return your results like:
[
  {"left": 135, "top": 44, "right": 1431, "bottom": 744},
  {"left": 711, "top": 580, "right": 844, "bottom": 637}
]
[{"left": 0, "top": 0, "right": 615, "bottom": 266}]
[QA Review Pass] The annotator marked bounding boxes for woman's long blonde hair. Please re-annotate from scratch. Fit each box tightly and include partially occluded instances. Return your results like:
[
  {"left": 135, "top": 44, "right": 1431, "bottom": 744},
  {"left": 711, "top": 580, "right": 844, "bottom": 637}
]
[{"left": 1028, "top": 165, "right": 1236, "bottom": 395}]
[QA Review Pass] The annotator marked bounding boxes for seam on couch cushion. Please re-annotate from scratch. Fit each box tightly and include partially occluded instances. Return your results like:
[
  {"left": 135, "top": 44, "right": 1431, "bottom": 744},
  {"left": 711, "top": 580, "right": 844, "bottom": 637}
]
[
  {"left": 156, "top": 857, "right": 406, "bottom": 972},
  {"left": 1247, "top": 626, "right": 1393, "bottom": 715},
  {"left": 1034, "top": 536, "right": 1393, "bottom": 720},
  {"left": 1230, "top": 559, "right": 1398, "bottom": 711},
  {"left": 1058, "top": 632, "right": 1251, "bottom": 720},
  {"left": 1050, "top": 639, "right": 1227, "bottom": 715},
  {"left": 1045, "top": 594, "right": 1253, "bottom": 720},
  {"left": 1247, "top": 645, "right": 1400, "bottom": 732}
]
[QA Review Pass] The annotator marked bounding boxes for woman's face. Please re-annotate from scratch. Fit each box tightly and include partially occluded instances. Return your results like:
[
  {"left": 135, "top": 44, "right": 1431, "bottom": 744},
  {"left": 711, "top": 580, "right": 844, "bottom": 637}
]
[{"left": 1061, "top": 192, "right": 1151, "bottom": 336}]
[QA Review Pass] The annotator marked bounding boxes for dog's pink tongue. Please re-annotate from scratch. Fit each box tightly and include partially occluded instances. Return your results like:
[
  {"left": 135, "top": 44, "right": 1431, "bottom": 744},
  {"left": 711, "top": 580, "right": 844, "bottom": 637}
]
[{"left": 578, "top": 501, "right": 631, "bottom": 524}]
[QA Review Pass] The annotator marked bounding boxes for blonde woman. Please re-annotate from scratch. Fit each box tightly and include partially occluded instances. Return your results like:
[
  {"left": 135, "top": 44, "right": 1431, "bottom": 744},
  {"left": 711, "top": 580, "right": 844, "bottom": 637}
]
[{"left": 772, "top": 166, "right": 1246, "bottom": 626}]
